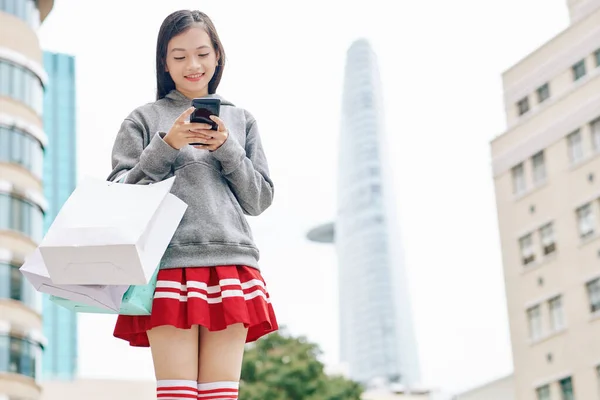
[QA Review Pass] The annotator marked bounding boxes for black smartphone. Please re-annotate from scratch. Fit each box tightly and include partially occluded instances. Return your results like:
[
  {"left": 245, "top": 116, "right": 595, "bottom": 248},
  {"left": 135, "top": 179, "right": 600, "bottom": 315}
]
[
  {"left": 190, "top": 98, "right": 220, "bottom": 146},
  {"left": 190, "top": 98, "right": 221, "bottom": 130}
]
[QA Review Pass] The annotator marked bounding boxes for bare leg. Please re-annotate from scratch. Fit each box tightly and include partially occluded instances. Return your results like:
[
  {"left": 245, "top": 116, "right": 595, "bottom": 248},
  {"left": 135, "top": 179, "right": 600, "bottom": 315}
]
[
  {"left": 148, "top": 325, "right": 199, "bottom": 399},
  {"left": 197, "top": 323, "right": 248, "bottom": 399}
]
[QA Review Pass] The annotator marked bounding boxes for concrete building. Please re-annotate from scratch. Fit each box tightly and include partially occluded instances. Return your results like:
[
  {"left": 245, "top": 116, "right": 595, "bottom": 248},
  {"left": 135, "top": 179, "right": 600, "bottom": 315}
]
[
  {"left": 491, "top": 0, "right": 600, "bottom": 399},
  {"left": 0, "top": 1, "right": 54, "bottom": 399},
  {"left": 307, "top": 39, "right": 420, "bottom": 389},
  {"left": 39, "top": 379, "right": 434, "bottom": 400},
  {"left": 363, "top": 387, "right": 433, "bottom": 400},
  {"left": 41, "top": 51, "right": 78, "bottom": 381},
  {"left": 40, "top": 379, "right": 155, "bottom": 400},
  {"left": 453, "top": 374, "right": 515, "bottom": 400}
]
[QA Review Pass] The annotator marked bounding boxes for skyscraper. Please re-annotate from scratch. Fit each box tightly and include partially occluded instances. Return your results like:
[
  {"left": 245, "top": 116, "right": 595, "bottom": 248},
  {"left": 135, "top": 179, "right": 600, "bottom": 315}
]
[
  {"left": 41, "top": 51, "right": 78, "bottom": 380},
  {"left": 307, "top": 39, "right": 420, "bottom": 389},
  {"left": 491, "top": 0, "right": 600, "bottom": 398},
  {"left": 0, "top": 1, "right": 54, "bottom": 399}
]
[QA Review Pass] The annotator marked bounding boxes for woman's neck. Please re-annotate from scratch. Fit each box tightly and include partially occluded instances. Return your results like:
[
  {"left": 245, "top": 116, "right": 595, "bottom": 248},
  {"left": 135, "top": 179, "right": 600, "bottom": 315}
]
[{"left": 176, "top": 87, "right": 209, "bottom": 99}]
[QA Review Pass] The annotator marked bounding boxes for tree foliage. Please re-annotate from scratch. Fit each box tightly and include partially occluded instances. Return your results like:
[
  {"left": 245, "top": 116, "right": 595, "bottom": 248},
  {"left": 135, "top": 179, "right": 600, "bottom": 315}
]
[{"left": 241, "top": 330, "right": 363, "bottom": 400}]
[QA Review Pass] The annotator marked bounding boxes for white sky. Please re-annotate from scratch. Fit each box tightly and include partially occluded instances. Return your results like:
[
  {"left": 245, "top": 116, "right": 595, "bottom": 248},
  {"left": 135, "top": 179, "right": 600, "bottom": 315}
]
[{"left": 38, "top": 0, "right": 570, "bottom": 396}]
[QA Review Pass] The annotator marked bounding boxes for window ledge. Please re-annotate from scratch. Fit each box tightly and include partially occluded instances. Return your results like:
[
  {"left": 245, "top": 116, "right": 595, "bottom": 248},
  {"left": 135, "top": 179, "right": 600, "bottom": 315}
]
[
  {"left": 569, "top": 151, "right": 600, "bottom": 172},
  {"left": 590, "top": 310, "right": 600, "bottom": 322},
  {"left": 579, "top": 232, "right": 600, "bottom": 248},
  {"left": 521, "top": 253, "right": 558, "bottom": 275},
  {"left": 513, "top": 181, "right": 549, "bottom": 202},
  {"left": 529, "top": 327, "right": 567, "bottom": 346}
]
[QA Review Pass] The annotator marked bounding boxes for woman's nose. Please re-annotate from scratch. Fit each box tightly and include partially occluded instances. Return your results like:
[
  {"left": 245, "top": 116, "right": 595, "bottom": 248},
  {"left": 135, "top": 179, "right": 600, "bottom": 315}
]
[{"left": 188, "top": 57, "right": 201, "bottom": 70}]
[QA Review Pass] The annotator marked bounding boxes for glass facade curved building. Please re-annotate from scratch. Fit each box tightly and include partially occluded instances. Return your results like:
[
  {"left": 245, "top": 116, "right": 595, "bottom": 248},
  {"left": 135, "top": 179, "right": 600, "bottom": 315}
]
[
  {"left": 0, "top": 1, "right": 54, "bottom": 399},
  {"left": 307, "top": 39, "right": 421, "bottom": 389},
  {"left": 41, "top": 51, "right": 78, "bottom": 380}
]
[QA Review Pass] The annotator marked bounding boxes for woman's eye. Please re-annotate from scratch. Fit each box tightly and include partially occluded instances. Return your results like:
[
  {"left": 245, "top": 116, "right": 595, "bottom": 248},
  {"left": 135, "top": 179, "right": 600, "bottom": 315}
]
[
  {"left": 174, "top": 57, "right": 185, "bottom": 61},
  {"left": 199, "top": 53, "right": 209, "bottom": 57}
]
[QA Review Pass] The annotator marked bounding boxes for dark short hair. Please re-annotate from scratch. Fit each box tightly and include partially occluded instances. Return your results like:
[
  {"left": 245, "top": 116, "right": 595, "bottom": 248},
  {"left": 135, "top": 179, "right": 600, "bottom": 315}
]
[{"left": 155, "top": 10, "right": 226, "bottom": 100}]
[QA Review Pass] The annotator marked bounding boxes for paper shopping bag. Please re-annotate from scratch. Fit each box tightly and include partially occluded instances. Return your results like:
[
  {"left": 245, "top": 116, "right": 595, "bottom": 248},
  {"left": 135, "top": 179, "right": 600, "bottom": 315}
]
[
  {"left": 39, "top": 176, "right": 188, "bottom": 285},
  {"left": 49, "top": 264, "right": 160, "bottom": 315},
  {"left": 20, "top": 249, "right": 128, "bottom": 312}
]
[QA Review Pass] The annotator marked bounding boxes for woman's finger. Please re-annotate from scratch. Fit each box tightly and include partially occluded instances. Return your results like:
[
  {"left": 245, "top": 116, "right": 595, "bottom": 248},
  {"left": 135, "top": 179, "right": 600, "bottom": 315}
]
[
  {"left": 176, "top": 107, "right": 196, "bottom": 125},
  {"left": 187, "top": 128, "right": 218, "bottom": 136},
  {"left": 187, "top": 131, "right": 213, "bottom": 139},
  {"left": 186, "top": 122, "right": 214, "bottom": 130},
  {"left": 209, "top": 115, "right": 227, "bottom": 132}
]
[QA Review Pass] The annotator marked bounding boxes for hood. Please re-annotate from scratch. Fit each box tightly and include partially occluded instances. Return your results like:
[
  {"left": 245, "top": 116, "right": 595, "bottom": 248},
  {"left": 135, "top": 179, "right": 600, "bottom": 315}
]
[{"left": 165, "top": 89, "right": 235, "bottom": 107}]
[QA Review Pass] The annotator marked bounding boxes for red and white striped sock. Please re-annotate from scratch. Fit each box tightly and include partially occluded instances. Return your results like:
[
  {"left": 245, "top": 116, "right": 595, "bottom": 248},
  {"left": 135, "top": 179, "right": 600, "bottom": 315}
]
[
  {"left": 197, "top": 381, "right": 239, "bottom": 399},
  {"left": 156, "top": 380, "right": 198, "bottom": 399}
]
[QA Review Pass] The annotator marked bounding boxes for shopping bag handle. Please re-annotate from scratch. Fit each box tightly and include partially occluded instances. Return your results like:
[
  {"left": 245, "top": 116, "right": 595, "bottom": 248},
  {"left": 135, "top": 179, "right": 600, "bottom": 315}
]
[
  {"left": 113, "top": 171, "right": 130, "bottom": 184},
  {"left": 112, "top": 171, "right": 156, "bottom": 185}
]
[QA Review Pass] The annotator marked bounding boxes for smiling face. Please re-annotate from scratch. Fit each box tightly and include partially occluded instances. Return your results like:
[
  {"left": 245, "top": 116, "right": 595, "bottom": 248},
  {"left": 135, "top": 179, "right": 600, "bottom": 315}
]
[{"left": 165, "top": 26, "right": 219, "bottom": 99}]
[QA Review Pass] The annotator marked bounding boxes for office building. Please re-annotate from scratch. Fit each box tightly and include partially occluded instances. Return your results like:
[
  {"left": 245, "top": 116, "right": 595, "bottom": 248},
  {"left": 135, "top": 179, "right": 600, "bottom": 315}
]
[
  {"left": 41, "top": 51, "right": 77, "bottom": 380},
  {"left": 491, "top": 0, "right": 600, "bottom": 398},
  {"left": 307, "top": 39, "right": 420, "bottom": 388},
  {"left": 0, "top": 0, "right": 55, "bottom": 399}
]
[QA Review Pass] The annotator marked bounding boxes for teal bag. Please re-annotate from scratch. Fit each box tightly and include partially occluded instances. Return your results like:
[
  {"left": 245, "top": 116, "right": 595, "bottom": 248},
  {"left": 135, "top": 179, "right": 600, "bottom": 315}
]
[{"left": 49, "top": 266, "right": 159, "bottom": 316}]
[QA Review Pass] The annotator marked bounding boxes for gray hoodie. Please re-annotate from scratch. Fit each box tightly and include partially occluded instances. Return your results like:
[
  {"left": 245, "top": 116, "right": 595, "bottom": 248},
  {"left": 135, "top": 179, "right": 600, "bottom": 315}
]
[{"left": 107, "top": 90, "right": 273, "bottom": 271}]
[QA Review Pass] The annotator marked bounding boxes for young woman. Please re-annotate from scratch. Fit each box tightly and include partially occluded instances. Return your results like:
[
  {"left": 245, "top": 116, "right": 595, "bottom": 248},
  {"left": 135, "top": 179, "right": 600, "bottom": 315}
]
[{"left": 107, "top": 10, "right": 278, "bottom": 400}]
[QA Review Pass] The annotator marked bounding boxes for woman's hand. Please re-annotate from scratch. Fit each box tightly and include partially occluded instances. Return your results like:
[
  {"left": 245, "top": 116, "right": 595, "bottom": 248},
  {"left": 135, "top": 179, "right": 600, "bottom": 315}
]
[
  {"left": 190, "top": 115, "right": 229, "bottom": 151},
  {"left": 163, "top": 107, "right": 214, "bottom": 150}
]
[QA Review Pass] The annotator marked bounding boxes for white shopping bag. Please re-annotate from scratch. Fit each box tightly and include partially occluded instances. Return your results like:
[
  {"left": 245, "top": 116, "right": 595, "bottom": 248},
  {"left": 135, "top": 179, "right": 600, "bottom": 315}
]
[
  {"left": 20, "top": 249, "right": 129, "bottom": 312},
  {"left": 39, "top": 176, "right": 188, "bottom": 285}
]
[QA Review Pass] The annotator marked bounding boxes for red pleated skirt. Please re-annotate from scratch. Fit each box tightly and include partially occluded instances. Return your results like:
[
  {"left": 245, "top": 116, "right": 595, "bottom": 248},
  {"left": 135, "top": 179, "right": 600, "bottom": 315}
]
[{"left": 113, "top": 265, "right": 278, "bottom": 346}]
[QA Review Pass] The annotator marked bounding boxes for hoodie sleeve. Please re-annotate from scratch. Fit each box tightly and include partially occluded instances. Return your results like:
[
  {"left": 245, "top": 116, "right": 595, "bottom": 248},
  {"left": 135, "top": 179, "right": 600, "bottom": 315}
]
[
  {"left": 210, "top": 114, "right": 274, "bottom": 216},
  {"left": 107, "top": 117, "right": 180, "bottom": 184}
]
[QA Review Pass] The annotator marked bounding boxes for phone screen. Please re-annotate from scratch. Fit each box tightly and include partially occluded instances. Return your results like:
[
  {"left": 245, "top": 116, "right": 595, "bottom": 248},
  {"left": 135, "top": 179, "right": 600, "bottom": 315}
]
[
  {"left": 191, "top": 108, "right": 216, "bottom": 127},
  {"left": 190, "top": 99, "right": 220, "bottom": 130}
]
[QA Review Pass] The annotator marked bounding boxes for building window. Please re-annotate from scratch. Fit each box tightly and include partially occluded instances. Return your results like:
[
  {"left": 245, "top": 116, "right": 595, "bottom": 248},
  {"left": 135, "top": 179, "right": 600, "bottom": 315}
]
[
  {"left": 537, "top": 83, "right": 550, "bottom": 103},
  {"left": 532, "top": 151, "right": 546, "bottom": 185},
  {"left": 540, "top": 223, "right": 556, "bottom": 256},
  {"left": 0, "top": 0, "right": 40, "bottom": 28},
  {"left": 0, "top": 263, "right": 36, "bottom": 309},
  {"left": 0, "top": 335, "right": 40, "bottom": 378},
  {"left": 527, "top": 305, "right": 543, "bottom": 340},
  {"left": 567, "top": 130, "right": 584, "bottom": 164},
  {"left": 549, "top": 296, "right": 565, "bottom": 331},
  {"left": 573, "top": 60, "right": 587, "bottom": 81},
  {"left": 0, "top": 125, "right": 44, "bottom": 179},
  {"left": 591, "top": 118, "right": 600, "bottom": 153},
  {"left": 0, "top": 193, "right": 44, "bottom": 242},
  {"left": 576, "top": 203, "right": 595, "bottom": 239},
  {"left": 587, "top": 278, "right": 600, "bottom": 313},
  {"left": 559, "top": 377, "right": 574, "bottom": 400},
  {"left": 512, "top": 163, "right": 526, "bottom": 195},
  {"left": 0, "top": 60, "right": 43, "bottom": 115},
  {"left": 595, "top": 49, "right": 600, "bottom": 67},
  {"left": 517, "top": 97, "right": 530, "bottom": 116},
  {"left": 536, "top": 385, "right": 551, "bottom": 400},
  {"left": 520, "top": 234, "right": 536, "bottom": 265}
]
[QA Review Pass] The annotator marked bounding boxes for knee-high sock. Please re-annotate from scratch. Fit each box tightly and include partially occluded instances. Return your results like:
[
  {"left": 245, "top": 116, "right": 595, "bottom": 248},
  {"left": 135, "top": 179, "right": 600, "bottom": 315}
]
[
  {"left": 197, "top": 381, "right": 239, "bottom": 399},
  {"left": 156, "top": 380, "right": 198, "bottom": 399}
]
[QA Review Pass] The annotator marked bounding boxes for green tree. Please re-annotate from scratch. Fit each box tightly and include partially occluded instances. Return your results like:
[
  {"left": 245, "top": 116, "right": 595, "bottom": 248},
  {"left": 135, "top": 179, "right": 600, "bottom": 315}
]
[{"left": 241, "top": 329, "right": 363, "bottom": 400}]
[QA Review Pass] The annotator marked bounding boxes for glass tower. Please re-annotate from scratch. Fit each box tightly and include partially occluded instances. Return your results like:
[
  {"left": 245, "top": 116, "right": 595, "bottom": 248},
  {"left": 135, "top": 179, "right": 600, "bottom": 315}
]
[
  {"left": 41, "top": 51, "right": 78, "bottom": 380},
  {"left": 308, "top": 39, "right": 421, "bottom": 389}
]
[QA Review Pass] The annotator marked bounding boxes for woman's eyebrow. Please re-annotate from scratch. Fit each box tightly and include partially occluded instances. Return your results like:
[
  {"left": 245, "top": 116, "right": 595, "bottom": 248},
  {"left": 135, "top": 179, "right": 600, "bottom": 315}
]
[{"left": 171, "top": 45, "right": 210, "bottom": 52}]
